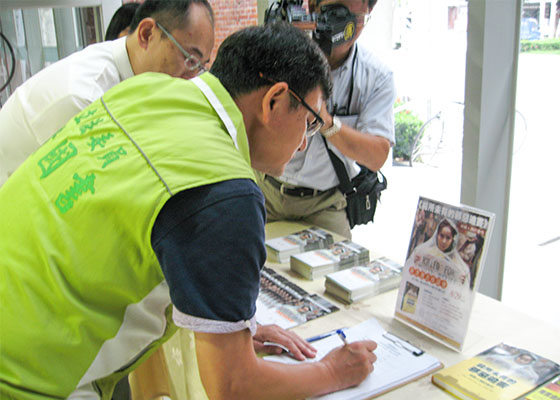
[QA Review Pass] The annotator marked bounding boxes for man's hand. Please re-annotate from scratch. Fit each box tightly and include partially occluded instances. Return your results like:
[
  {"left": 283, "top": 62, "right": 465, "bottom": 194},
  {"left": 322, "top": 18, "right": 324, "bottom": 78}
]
[
  {"left": 253, "top": 324, "right": 317, "bottom": 361},
  {"left": 320, "top": 340, "right": 378, "bottom": 390},
  {"left": 318, "top": 103, "right": 391, "bottom": 171},
  {"left": 196, "top": 330, "right": 376, "bottom": 399}
]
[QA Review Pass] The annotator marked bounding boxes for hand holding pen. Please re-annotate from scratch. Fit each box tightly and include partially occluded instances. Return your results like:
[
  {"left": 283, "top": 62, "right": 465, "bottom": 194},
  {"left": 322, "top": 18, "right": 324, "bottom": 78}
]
[
  {"left": 306, "top": 326, "right": 378, "bottom": 387},
  {"left": 319, "top": 335, "right": 378, "bottom": 389}
]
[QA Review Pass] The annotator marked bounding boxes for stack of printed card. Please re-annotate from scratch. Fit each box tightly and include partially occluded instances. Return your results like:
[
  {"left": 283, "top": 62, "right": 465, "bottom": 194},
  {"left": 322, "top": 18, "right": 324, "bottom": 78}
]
[
  {"left": 256, "top": 267, "right": 339, "bottom": 329},
  {"left": 324, "top": 257, "right": 404, "bottom": 303},
  {"left": 290, "top": 240, "right": 369, "bottom": 280},
  {"left": 265, "top": 227, "right": 334, "bottom": 263}
]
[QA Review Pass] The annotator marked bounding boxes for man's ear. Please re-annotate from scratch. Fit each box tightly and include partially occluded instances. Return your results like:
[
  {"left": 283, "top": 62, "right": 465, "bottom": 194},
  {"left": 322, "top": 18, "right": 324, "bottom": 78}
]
[
  {"left": 136, "top": 18, "right": 157, "bottom": 50},
  {"left": 261, "top": 82, "right": 289, "bottom": 126}
]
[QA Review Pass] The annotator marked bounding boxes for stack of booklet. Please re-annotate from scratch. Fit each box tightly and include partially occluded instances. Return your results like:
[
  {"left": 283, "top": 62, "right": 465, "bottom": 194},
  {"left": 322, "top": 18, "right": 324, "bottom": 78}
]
[
  {"left": 265, "top": 227, "right": 334, "bottom": 263},
  {"left": 324, "top": 257, "right": 404, "bottom": 303},
  {"left": 256, "top": 267, "right": 339, "bottom": 329},
  {"left": 290, "top": 240, "right": 369, "bottom": 280}
]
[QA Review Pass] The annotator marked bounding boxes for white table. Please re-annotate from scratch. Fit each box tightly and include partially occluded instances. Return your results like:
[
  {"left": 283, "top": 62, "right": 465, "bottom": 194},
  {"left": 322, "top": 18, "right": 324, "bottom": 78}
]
[{"left": 265, "top": 221, "right": 560, "bottom": 399}]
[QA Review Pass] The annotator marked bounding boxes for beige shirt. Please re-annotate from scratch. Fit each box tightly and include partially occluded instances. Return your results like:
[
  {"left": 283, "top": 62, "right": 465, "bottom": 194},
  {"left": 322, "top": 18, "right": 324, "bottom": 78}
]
[{"left": 0, "top": 37, "right": 133, "bottom": 186}]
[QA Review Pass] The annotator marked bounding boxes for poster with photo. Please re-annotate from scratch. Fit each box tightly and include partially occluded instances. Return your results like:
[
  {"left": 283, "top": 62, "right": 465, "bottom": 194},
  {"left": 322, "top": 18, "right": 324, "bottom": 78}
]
[{"left": 395, "top": 196, "right": 495, "bottom": 351}]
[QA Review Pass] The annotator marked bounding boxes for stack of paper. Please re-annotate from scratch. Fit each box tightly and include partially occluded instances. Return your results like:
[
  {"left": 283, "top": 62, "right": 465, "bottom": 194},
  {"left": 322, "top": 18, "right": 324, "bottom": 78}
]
[
  {"left": 325, "top": 257, "right": 404, "bottom": 303},
  {"left": 265, "top": 317, "right": 442, "bottom": 400},
  {"left": 290, "top": 240, "right": 369, "bottom": 280},
  {"left": 265, "top": 227, "right": 334, "bottom": 263}
]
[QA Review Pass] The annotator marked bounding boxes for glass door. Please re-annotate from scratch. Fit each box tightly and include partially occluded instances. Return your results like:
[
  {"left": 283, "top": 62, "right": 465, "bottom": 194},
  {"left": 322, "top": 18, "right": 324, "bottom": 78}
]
[
  {"left": 0, "top": 0, "right": 120, "bottom": 104},
  {"left": 502, "top": 0, "right": 560, "bottom": 327},
  {"left": 352, "top": 0, "right": 468, "bottom": 264}
]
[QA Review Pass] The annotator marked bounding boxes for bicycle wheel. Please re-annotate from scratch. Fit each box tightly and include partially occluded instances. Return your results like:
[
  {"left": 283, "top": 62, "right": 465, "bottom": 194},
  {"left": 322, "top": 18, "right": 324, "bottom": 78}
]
[{"left": 409, "top": 112, "right": 444, "bottom": 167}]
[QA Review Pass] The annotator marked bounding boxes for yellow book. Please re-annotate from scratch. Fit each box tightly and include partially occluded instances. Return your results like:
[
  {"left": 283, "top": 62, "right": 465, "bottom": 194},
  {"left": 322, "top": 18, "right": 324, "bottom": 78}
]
[
  {"left": 519, "top": 375, "right": 560, "bottom": 400},
  {"left": 432, "top": 343, "right": 560, "bottom": 400}
]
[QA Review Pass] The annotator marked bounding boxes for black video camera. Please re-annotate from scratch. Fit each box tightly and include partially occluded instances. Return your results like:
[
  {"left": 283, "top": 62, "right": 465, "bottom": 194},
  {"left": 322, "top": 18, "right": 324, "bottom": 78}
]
[{"left": 264, "top": 0, "right": 357, "bottom": 56}]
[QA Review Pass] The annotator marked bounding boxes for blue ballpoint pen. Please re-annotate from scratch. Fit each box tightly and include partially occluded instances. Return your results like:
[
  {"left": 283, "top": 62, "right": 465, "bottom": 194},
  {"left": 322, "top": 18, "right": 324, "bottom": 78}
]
[
  {"left": 337, "top": 329, "right": 349, "bottom": 346},
  {"left": 306, "top": 327, "right": 346, "bottom": 343}
]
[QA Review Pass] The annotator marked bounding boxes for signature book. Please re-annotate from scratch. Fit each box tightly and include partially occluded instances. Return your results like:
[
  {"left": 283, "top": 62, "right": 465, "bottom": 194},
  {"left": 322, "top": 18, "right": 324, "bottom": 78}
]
[{"left": 265, "top": 317, "right": 442, "bottom": 400}]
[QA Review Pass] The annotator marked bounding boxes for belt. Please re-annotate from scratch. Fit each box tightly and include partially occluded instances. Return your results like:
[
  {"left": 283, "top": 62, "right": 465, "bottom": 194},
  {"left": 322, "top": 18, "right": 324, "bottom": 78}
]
[{"left": 265, "top": 175, "right": 328, "bottom": 197}]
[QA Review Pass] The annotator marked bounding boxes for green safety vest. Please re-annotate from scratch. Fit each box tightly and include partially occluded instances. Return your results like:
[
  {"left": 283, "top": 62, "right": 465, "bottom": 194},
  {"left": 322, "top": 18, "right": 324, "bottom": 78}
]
[{"left": 0, "top": 72, "right": 255, "bottom": 399}]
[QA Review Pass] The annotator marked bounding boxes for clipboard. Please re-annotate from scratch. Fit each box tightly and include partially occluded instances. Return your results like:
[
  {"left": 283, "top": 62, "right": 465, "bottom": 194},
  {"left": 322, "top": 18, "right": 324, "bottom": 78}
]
[{"left": 265, "top": 317, "right": 443, "bottom": 400}]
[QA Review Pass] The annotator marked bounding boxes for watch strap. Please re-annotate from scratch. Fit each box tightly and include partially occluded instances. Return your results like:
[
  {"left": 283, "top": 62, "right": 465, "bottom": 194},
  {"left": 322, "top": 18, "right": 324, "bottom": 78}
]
[{"left": 321, "top": 116, "right": 341, "bottom": 138}]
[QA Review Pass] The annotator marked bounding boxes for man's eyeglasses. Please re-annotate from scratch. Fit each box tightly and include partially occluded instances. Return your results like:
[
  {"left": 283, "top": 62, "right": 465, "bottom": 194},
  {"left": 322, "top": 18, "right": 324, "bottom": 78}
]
[
  {"left": 259, "top": 73, "right": 324, "bottom": 137},
  {"left": 156, "top": 22, "right": 207, "bottom": 75}
]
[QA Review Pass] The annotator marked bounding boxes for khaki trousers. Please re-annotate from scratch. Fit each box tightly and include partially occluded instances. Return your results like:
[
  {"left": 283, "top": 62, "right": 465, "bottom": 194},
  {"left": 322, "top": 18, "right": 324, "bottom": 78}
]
[{"left": 255, "top": 171, "right": 352, "bottom": 239}]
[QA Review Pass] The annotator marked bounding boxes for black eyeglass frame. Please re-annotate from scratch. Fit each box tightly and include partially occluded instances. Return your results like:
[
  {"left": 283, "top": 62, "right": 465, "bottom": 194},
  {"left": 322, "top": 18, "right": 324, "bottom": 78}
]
[{"left": 259, "top": 72, "right": 324, "bottom": 137}]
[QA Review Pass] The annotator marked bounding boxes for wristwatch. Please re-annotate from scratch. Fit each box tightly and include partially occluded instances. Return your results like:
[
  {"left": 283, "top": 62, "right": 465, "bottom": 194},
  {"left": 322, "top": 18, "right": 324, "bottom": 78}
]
[{"left": 320, "top": 116, "right": 342, "bottom": 138}]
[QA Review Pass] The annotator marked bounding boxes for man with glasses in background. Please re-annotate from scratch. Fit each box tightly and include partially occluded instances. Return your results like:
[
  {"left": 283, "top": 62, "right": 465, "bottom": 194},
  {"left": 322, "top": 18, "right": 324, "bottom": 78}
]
[
  {"left": 0, "top": 0, "right": 214, "bottom": 188},
  {"left": 257, "top": 0, "right": 397, "bottom": 239}
]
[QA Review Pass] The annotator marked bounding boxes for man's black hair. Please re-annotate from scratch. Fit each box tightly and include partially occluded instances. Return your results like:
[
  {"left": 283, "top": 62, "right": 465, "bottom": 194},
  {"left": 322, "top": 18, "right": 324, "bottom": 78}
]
[
  {"left": 210, "top": 22, "right": 332, "bottom": 108},
  {"left": 129, "top": 0, "right": 214, "bottom": 32},
  {"left": 316, "top": 0, "right": 378, "bottom": 9},
  {"left": 105, "top": 3, "right": 140, "bottom": 40}
]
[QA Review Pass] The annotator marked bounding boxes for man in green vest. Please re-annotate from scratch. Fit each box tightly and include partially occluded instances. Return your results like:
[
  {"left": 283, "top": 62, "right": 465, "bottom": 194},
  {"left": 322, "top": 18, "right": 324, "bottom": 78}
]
[{"left": 0, "top": 22, "right": 377, "bottom": 399}]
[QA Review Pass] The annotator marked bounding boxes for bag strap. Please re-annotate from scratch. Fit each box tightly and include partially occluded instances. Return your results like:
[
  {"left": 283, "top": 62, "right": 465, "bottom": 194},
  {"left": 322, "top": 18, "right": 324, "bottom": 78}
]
[
  {"left": 321, "top": 135, "right": 386, "bottom": 197},
  {"left": 321, "top": 135, "right": 354, "bottom": 195},
  {"left": 345, "top": 45, "right": 358, "bottom": 113},
  {"left": 324, "top": 45, "right": 358, "bottom": 196}
]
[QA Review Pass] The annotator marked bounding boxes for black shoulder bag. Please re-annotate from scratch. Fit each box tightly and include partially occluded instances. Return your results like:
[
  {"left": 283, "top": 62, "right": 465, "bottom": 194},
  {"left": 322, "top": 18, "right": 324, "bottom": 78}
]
[
  {"left": 322, "top": 46, "right": 387, "bottom": 229},
  {"left": 323, "top": 136, "right": 387, "bottom": 228}
]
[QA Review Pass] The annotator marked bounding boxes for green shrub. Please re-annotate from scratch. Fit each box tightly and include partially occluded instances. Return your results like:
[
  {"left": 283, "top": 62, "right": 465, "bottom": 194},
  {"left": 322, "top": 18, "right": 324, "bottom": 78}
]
[
  {"left": 520, "top": 38, "right": 560, "bottom": 53},
  {"left": 394, "top": 109, "right": 423, "bottom": 161}
]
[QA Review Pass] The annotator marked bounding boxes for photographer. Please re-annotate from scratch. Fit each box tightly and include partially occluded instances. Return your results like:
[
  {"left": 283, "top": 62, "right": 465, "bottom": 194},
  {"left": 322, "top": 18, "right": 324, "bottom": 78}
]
[{"left": 258, "top": 0, "right": 396, "bottom": 238}]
